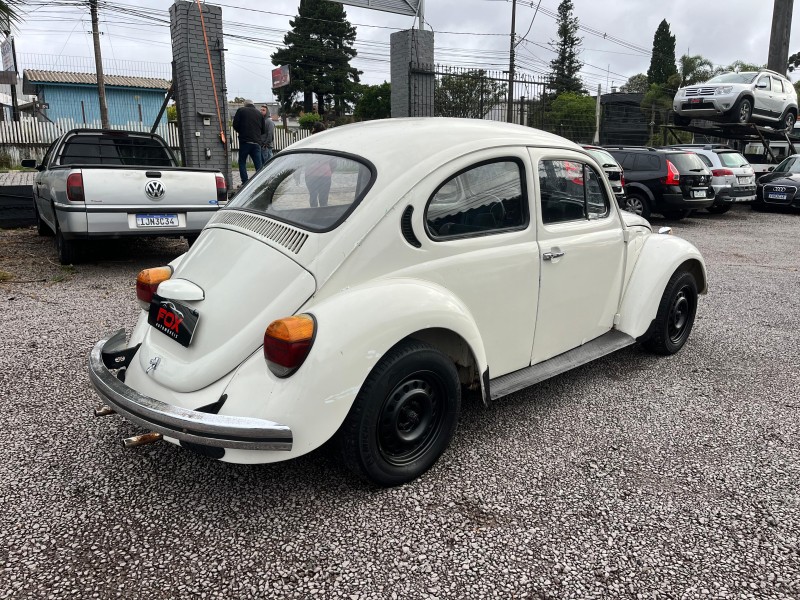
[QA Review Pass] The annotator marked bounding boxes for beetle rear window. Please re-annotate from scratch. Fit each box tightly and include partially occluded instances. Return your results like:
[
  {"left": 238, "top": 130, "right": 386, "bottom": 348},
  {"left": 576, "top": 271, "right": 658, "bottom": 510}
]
[{"left": 226, "top": 152, "right": 373, "bottom": 232}]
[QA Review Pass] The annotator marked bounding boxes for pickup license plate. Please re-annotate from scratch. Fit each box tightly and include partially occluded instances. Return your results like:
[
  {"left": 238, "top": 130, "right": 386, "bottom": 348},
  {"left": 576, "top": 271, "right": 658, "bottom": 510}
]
[
  {"left": 148, "top": 295, "right": 199, "bottom": 347},
  {"left": 690, "top": 98, "right": 701, "bottom": 104},
  {"left": 737, "top": 176, "right": 751, "bottom": 184},
  {"left": 692, "top": 190, "right": 707, "bottom": 198},
  {"left": 136, "top": 213, "right": 179, "bottom": 228},
  {"left": 767, "top": 193, "right": 787, "bottom": 200}
]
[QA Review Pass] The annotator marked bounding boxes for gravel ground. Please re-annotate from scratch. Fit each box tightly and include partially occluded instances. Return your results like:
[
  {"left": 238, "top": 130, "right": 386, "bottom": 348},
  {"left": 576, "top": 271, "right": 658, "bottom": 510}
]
[{"left": 0, "top": 204, "right": 798, "bottom": 599}]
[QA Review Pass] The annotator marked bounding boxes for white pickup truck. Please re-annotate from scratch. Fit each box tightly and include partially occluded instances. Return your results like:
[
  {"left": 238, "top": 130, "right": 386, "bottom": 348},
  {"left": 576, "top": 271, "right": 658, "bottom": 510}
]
[{"left": 23, "top": 129, "right": 227, "bottom": 264}]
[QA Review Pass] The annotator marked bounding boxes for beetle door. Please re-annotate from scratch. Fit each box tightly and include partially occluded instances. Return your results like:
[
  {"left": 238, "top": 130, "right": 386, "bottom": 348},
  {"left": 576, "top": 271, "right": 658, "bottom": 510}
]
[{"left": 529, "top": 150, "right": 625, "bottom": 364}]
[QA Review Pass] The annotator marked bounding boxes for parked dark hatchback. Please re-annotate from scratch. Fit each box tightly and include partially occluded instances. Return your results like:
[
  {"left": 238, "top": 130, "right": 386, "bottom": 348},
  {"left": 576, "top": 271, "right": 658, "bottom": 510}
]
[
  {"left": 754, "top": 154, "right": 800, "bottom": 210},
  {"left": 605, "top": 147, "right": 715, "bottom": 219}
]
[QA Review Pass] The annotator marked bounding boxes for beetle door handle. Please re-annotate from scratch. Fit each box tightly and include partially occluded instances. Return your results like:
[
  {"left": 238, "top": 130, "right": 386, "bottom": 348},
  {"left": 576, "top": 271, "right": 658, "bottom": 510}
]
[{"left": 543, "top": 250, "right": 565, "bottom": 261}]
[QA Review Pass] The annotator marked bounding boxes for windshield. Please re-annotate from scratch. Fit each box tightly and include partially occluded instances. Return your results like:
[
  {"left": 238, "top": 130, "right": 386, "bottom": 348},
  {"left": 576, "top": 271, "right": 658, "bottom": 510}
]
[
  {"left": 226, "top": 152, "right": 374, "bottom": 232},
  {"left": 774, "top": 156, "right": 800, "bottom": 173},
  {"left": 585, "top": 148, "right": 619, "bottom": 168},
  {"left": 706, "top": 72, "right": 758, "bottom": 85},
  {"left": 717, "top": 152, "right": 749, "bottom": 168}
]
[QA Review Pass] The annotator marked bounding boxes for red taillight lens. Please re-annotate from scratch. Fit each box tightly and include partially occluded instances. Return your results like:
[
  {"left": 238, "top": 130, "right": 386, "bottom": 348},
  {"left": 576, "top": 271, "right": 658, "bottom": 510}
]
[
  {"left": 264, "top": 315, "right": 315, "bottom": 378},
  {"left": 711, "top": 168, "right": 734, "bottom": 177},
  {"left": 620, "top": 173, "right": 626, "bottom": 187},
  {"left": 136, "top": 266, "right": 173, "bottom": 306},
  {"left": 662, "top": 160, "right": 681, "bottom": 186},
  {"left": 215, "top": 174, "right": 227, "bottom": 204},
  {"left": 66, "top": 172, "right": 84, "bottom": 202}
]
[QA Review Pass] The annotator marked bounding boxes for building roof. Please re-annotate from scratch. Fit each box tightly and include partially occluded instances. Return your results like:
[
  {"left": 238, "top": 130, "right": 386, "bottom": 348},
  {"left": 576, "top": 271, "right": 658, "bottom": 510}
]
[{"left": 22, "top": 70, "right": 171, "bottom": 94}]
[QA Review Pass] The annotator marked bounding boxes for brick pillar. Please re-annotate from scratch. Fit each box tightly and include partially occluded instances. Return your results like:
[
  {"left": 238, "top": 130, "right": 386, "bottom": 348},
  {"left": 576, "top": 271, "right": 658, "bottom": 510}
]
[
  {"left": 170, "top": 1, "right": 231, "bottom": 187},
  {"left": 390, "top": 29, "right": 435, "bottom": 118}
]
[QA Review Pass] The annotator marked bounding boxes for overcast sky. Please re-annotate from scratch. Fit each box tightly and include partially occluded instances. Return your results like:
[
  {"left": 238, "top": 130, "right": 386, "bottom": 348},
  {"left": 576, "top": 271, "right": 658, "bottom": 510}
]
[{"left": 13, "top": 0, "right": 800, "bottom": 101}]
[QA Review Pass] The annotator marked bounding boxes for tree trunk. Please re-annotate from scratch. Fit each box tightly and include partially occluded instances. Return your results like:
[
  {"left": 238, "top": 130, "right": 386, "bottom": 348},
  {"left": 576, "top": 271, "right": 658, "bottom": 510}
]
[{"left": 304, "top": 90, "right": 313, "bottom": 114}]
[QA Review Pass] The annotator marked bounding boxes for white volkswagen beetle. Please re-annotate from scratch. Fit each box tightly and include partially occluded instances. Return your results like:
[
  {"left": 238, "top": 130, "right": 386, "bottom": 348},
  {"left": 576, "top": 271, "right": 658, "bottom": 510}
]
[{"left": 89, "top": 118, "right": 706, "bottom": 486}]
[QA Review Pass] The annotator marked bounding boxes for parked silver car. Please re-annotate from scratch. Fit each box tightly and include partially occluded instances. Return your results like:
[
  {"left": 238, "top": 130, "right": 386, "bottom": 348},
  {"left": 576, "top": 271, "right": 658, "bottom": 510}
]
[
  {"left": 673, "top": 70, "right": 798, "bottom": 130},
  {"left": 667, "top": 145, "right": 756, "bottom": 214}
]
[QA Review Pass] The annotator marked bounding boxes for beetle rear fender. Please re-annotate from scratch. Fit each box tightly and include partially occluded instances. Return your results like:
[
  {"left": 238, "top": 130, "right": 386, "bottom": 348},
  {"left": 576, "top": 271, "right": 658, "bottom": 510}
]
[{"left": 616, "top": 235, "right": 707, "bottom": 339}]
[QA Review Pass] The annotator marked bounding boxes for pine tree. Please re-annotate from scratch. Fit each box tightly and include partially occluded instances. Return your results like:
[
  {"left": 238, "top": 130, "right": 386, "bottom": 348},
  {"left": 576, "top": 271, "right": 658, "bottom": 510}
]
[
  {"left": 647, "top": 20, "right": 677, "bottom": 86},
  {"left": 271, "top": 0, "right": 361, "bottom": 117},
  {"left": 548, "top": 0, "right": 583, "bottom": 96}
]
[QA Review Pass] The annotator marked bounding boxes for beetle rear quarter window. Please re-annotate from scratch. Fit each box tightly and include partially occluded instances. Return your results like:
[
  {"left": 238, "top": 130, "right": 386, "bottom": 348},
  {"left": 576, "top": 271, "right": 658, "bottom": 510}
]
[
  {"left": 226, "top": 152, "right": 374, "bottom": 232},
  {"left": 425, "top": 159, "right": 526, "bottom": 239}
]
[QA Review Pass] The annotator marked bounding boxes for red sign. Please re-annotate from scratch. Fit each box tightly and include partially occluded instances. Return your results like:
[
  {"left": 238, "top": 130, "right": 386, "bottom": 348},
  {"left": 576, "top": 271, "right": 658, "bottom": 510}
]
[{"left": 272, "top": 65, "right": 290, "bottom": 89}]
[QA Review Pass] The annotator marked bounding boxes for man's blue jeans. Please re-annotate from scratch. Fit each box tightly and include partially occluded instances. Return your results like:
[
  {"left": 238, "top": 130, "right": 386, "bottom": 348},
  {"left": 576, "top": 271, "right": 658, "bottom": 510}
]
[
  {"left": 238, "top": 142, "right": 263, "bottom": 184},
  {"left": 261, "top": 147, "right": 273, "bottom": 164}
]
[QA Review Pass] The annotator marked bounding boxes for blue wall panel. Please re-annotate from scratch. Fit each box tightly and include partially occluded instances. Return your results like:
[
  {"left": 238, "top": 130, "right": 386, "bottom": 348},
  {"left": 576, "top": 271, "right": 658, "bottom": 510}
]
[{"left": 39, "top": 84, "right": 167, "bottom": 127}]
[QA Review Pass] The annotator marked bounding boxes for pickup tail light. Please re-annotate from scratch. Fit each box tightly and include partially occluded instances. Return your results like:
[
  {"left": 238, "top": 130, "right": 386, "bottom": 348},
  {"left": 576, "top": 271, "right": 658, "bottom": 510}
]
[
  {"left": 136, "top": 266, "right": 173, "bottom": 308},
  {"left": 620, "top": 173, "right": 625, "bottom": 187},
  {"left": 264, "top": 315, "right": 316, "bottom": 378},
  {"left": 66, "top": 172, "right": 84, "bottom": 202},
  {"left": 216, "top": 174, "right": 227, "bottom": 205},
  {"left": 662, "top": 160, "right": 681, "bottom": 186},
  {"left": 711, "top": 168, "right": 734, "bottom": 177}
]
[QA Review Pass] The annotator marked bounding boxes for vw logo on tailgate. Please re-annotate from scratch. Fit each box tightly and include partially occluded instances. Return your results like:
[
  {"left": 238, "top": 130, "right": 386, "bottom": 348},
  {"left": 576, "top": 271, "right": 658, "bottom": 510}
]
[{"left": 145, "top": 180, "right": 166, "bottom": 200}]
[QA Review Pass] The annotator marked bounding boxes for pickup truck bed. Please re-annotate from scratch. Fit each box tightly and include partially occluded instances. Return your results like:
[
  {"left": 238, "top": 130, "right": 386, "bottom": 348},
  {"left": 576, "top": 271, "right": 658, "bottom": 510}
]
[{"left": 26, "top": 129, "right": 227, "bottom": 264}]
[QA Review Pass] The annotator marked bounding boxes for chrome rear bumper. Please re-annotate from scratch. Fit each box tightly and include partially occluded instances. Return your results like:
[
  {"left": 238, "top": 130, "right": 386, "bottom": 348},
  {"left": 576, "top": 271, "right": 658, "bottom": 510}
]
[{"left": 88, "top": 329, "right": 293, "bottom": 451}]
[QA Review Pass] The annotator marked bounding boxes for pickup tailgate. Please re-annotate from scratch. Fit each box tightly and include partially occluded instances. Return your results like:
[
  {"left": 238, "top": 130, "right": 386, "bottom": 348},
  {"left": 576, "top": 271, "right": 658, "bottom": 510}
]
[{"left": 81, "top": 168, "right": 220, "bottom": 207}]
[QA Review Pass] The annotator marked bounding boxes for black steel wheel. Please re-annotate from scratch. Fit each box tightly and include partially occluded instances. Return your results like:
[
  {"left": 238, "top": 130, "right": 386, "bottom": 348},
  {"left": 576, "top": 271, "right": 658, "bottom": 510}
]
[
  {"left": 338, "top": 340, "right": 461, "bottom": 486},
  {"left": 642, "top": 270, "right": 698, "bottom": 355},
  {"left": 625, "top": 193, "right": 651, "bottom": 219},
  {"left": 55, "top": 221, "right": 80, "bottom": 265}
]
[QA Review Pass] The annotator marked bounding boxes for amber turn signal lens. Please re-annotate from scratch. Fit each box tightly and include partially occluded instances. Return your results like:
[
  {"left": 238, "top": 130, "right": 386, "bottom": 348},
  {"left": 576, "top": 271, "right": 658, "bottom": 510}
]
[
  {"left": 136, "top": 266, "right": 173, "bottom": 305},
  {"left": 264, "top": 314, "right": 316, "bottom": 378}
]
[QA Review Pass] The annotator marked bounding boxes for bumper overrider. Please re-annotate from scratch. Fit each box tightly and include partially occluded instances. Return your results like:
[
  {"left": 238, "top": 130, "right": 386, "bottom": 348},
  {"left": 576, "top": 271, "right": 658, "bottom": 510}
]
[{"left": 88, "top": 329, "right": 293, "bottom": 451}]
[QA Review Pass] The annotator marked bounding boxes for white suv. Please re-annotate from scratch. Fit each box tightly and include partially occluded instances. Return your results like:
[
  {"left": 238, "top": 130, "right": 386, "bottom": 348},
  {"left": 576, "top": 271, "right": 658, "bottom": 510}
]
[{"left": 673, "top": 70, "right": 798, "bottom": 130}]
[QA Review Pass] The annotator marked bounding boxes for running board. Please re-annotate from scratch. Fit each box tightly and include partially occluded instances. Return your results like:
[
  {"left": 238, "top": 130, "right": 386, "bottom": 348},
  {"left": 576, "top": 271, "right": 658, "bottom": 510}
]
[{"left": 489, "top": 330, "right": 635, "bottom": 401}]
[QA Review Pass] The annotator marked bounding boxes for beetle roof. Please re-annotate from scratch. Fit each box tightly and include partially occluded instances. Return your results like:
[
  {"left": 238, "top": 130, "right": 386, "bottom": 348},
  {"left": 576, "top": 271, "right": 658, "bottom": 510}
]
[{"left": 290, "top": 118, "right": 583, "bottom": 170}]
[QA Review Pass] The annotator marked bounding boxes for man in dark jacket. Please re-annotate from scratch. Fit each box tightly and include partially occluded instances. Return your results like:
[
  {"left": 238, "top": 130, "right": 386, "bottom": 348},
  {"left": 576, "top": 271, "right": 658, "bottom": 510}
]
[{"left": 232, "top": 99, "right": 265, "bottom": 184}]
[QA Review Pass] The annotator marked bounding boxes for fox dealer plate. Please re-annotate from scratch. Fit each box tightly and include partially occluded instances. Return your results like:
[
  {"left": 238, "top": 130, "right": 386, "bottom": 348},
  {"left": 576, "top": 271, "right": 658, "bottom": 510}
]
[{"left": 148, "top": 294, "right": 199, "bottom": 347}]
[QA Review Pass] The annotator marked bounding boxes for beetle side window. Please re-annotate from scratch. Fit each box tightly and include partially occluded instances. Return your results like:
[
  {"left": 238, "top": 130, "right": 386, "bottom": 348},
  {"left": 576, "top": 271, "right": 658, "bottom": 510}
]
[
  {"left": 539, "top": 160, "right": 609, "bottom": 224},
  {"left": 425, "top": 159, "right": 526, "bottom": 239}
]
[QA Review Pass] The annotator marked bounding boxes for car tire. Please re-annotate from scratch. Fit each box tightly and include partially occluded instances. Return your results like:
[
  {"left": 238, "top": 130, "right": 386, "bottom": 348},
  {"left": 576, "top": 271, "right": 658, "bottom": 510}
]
[
  {"left": 33, "top": 201, "right": 53, "bottom": 236},
  {"left": 625, "top": 193, "right": 651, "bottom": 219},
  {"left": 642, "top": 270, "right": 698, "bottom": 356},
  {"left": 706, "top": 204, "right": 732, "bottom": 214},
  {"left": 338, "top": 340, "right": 461, "bottom": 486},
  {"left": 729, "top": 97, "right": 753, "bottom": 124},
  {"left": 673, "top": 114, "right": 691, "bottom": 127},
  {"left": 780, "top": 108, "right": 797, "bottom": 131},
  {"left": 55, "top": 222, "right": 81, "bottom": 265}
]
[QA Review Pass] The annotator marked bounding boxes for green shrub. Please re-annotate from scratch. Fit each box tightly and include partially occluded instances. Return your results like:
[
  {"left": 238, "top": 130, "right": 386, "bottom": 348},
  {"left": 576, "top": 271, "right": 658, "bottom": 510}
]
[
  {"left": 298, "top": 112, "right": 322, "bottom": 129},
  {"left": 0, "top": 151, "right": 13, "bottom": 170}
]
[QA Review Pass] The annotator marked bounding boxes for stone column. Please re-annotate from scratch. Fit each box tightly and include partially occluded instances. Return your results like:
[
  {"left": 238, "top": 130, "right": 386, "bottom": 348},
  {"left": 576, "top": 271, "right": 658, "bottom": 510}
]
[{"left": 390, "top": 29, "right": 435, "bottom": 118}]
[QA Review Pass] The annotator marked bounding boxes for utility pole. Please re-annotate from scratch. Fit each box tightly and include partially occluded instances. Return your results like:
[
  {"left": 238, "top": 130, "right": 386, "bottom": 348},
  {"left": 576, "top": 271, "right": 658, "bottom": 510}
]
[
  {"left": 90, "top": 0, "right": 110, "bottom": 129},
  {"left": 506, "top": 0, "right": 517, "bottom": 123},
  {"left": 593, "top": 84, "right": 601, "bottom": 145},
  {"left": 768, "top": 0, "right": 794, "bottom": 73}
]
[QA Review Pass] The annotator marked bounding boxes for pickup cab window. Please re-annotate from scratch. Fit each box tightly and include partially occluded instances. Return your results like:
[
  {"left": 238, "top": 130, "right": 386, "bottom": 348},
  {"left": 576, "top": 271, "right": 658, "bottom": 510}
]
[{"left": 59, "top": 134, "right": 174, "bottom": 167}]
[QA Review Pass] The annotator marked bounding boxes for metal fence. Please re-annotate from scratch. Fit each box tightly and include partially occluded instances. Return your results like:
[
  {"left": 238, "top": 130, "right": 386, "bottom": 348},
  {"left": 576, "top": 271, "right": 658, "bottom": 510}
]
[{"left": 0, "top": 118, "right": 310, "bottom": 166}]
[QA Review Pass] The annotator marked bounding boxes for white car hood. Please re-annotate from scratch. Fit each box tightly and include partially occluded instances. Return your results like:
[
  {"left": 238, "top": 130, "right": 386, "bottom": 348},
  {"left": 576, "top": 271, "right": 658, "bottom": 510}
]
[{"left": 136, "top": 227, "right": 316, "bottom": 393}]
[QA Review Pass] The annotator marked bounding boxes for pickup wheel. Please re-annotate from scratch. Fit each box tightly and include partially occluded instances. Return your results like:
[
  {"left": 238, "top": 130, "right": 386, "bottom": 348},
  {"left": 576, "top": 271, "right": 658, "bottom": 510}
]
[
  {"left": 338, "top": 340, "right": 461, "bottom": 486},
  {"left": 33, "top": 201, "right": 53, "bottom": 236},
  {"left": 624, "top": 192, "right": 651, "bottom": 219},
  {"left": 55, "top": 222, "right": 81, "bottom": 265},
  {"left": 642, "top": 270, "right": 698, "bottom": 356}
]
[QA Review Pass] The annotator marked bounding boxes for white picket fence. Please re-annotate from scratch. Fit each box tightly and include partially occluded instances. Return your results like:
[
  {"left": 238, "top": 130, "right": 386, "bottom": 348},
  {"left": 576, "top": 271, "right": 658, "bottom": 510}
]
[{"left": 0, "top": 118, "right": 310, "bottom": 165}]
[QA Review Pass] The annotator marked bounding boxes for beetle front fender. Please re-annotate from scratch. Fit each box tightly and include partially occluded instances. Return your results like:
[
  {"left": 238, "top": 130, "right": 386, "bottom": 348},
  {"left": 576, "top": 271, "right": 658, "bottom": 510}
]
[
  {"left": 217, "top": 279, "right": 488, "bottom": 463},
  {"left": 616, "top": 234, "right": 707, "bottom": 339}
]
